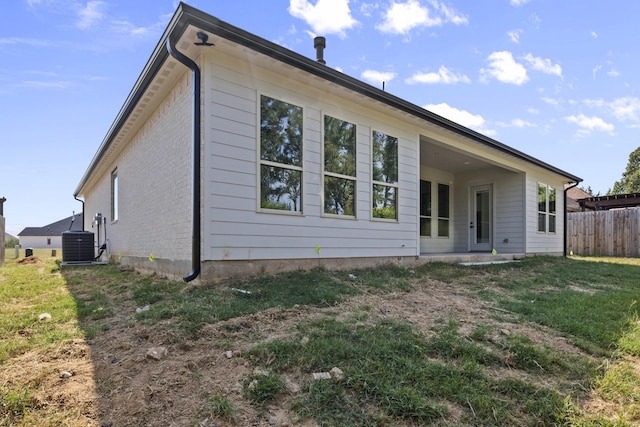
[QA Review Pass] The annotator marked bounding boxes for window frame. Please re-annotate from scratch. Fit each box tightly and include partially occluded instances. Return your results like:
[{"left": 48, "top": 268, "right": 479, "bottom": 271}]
[
  {"left": 258, "top": 94, "right": 304, "bottom": 215},
  {"left": 322, "top": 113, "right": 357, "bottom": 218},
  {"left": 436, "top": 182, "right": 451, "bottom": 238},
  {"left": 371, "top": 129, "right": 399, "bottom": 221},
  {"left": 419, "top": 179, "right": 432, "bottom": 238},
  {"left": 111, "top": 168, "right": 118, "bottom": 223},
  {"left": 537, "top": 183, "right": 557, "bottom": 234}
]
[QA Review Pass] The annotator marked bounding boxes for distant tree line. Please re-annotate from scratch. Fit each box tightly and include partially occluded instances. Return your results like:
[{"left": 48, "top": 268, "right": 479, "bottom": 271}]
[
  {"left": 609, "top": 147, "right": 640, "bottom": 195},
  {"left": 5, "top": 236, "right": 18, "bottom": 248}
]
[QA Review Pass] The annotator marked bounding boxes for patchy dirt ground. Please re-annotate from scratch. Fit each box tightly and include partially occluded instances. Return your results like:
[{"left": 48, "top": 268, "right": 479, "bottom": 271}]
[{"left": 3, "top": 271, "right": 602, "bottom": 427}]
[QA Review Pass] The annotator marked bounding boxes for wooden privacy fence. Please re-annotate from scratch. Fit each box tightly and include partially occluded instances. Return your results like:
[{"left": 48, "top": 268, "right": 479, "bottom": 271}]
[{"left": 567, "top": 209, "right": 640, "bottom": 257}]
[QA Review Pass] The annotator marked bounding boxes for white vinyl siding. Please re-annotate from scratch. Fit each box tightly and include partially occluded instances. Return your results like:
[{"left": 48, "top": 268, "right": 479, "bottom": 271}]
[
  {"left": 453, "top": 168, "right": 526, "bottom": 254},
  {"left": 202, "top": 51, "right": 418, "bottom": 261},
  {"left": 525, "top": 174, "right": 565, "bottom": 254}
]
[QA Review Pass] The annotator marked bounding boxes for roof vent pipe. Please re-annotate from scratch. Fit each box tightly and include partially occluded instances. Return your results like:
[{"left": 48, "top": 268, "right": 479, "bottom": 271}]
[{"left": 314, "top": 36, "right": 326, "bottom": 65}]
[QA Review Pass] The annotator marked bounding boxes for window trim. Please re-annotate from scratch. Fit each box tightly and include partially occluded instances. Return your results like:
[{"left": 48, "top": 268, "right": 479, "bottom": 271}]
[
  {"left": 111, "top": 168, "right": 118, "bottom": 223},
  {"left": 371, "top": 129, "right": 399, "bottom": 222},
  {"left": 419, "top": 179, "right": 432, "bottom": 238},
  {"left": 436, "top": 181, "right": 451, "bottom": 239},
  {"left": 322, "top": 113, "right": 357, "bottom": 218},
  {"left": 257, "top": 93, "right": 304, "bottom": 215},
  {"left": 537, "top": 182, "right": 557, "bottom": 234}
]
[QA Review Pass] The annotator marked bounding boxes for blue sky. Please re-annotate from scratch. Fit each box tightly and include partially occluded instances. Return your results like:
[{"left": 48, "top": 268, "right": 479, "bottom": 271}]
[{"left": 3, "top": 0, "right": 640, "bottom": 236}]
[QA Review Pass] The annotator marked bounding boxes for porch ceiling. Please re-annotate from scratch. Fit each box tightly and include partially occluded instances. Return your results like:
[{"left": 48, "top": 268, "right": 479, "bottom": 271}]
[{"left": 420, "top": 137, "right": 497, "bottom": 174}]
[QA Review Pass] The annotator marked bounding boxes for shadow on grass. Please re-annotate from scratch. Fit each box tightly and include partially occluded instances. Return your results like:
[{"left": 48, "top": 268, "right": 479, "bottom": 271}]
[{"left": 5, "top": 253, "right": 640, "bottom": 425}]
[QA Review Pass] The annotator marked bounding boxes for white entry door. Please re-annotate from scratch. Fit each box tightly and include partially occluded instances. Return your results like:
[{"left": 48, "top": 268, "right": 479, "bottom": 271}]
[{"left": 470, "top": 185, "right": 492, "bottom": 251}]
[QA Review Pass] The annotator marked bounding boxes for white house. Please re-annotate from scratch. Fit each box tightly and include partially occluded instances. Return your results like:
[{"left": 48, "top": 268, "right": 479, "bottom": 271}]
[
  {"left": 74, "top": 3, "right": 581, "bottom": 281},
  {"left": 18, "top": 215, "right": 83, "bottom": 249}
]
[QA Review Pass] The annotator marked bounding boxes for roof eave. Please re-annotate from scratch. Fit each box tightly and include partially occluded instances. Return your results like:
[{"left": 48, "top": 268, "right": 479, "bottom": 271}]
[{"left": 75, "top": 2, "right": 581, "bottom": 197}]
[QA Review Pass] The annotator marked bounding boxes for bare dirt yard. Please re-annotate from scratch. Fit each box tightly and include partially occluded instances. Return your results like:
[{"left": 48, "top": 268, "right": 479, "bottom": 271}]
[{"left": 3, "top": 256, "right": 636, "bottom": 426}]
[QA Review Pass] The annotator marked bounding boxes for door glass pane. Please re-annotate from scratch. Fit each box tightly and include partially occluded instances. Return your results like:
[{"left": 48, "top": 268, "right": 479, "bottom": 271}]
[{"left": 476, "top": 190, "right": 490, "bottom": 244}]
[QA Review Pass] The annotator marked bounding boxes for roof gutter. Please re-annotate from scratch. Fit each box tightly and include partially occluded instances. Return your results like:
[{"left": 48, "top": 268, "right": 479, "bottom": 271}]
[{"left": 166, "top": 36, "right": 201, "bottom": 283}]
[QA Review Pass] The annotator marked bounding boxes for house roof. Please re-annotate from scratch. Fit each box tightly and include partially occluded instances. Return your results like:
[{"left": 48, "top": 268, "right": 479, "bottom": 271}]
[
  {"left": 75, "top": 2, "right": 581, "bottom": 196},
  {"left": 566, "top": 186, "right": 592, "bottom": 212},
  {"left": 18, "top": 215, "right": 84, "bottom": 237}
]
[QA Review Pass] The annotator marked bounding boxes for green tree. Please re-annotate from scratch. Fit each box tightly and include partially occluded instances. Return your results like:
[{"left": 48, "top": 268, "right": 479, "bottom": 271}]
[
  {"left": 5, "top": 236, "right": 18, "bottom": 248},
  {"left": 610, "top": 147, "right": 640, "bottom": 195}
]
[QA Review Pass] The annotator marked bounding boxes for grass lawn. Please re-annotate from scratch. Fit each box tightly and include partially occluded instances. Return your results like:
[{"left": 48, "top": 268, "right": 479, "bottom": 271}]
[{"left": 2, "top": 249, "right": 640, "bottom": 426}]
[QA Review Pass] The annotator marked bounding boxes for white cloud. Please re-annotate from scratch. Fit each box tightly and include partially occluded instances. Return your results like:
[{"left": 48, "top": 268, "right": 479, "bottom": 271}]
[
  {"left": 541, "top": 97, "right": 560, "bottom": 106},
  {"left": 607, "top": 69, "right": 620, "bottom": 78},
  {"left": 406, "top": 66, "right": 470, "bottom": 84},
  {"left": 361, "top": 69, "right": 397, "bottom": 86},
  {"left": 0, "top": 37, "right": 54, "bottom": 47},
  {"left": 480, "top": 51, "right": 528, "bottom": 85},
  {"left": 376, "top": 0, "right": 467, "bottom": 35},
  {"left": 592, "top": 64, "right": 602, "bottom": 79},
  {"left": 18, "top": 80, "right": 74, "bottom": 89},
  {"left": 497, "top": 118, "right": 536, "bottom": 128},
  {"left": 529, "top": 13, "right": 541, "bottom": 28},
  {"left": 110, "top": 19, "right": 165, "bottom": 37},
  {"left": 76, "top": 1, "right": 106, "bottom": 30},
  {"left": 289, "top": 0, "right": 358, "bottom": 38},
  {"left": 610, "top": 97, "right": 640, "bottom": 122},
  {"left": 424, "top": 102, "right": 495, "bottom": 136},
  {"left": 591, "top": 31, "right": 598, "bottom": 38},
  {"left": 430, "top": 0, "right": 469, "bottom": 25},
  {"left": 583, "top": 98, "right": 605, "bottom": 108},
  {"left": 508, "top": 29, "right": 522, "bottom": 43},
  {"left": 564, "top": 114, "right": 614, "bottom": 136},
  {"left": 510, "top": 0, "right": 531, "bottom": 5},
  {"left": 522, "top": 53, "right": 562, "bottom": 77},
  {"left": 584, "top": 97, "right": 640, "bottom": 123}
]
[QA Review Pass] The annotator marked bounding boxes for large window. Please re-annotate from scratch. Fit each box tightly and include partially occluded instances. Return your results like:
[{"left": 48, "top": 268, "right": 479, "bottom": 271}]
[
  {"left": 437, "top": 183, "right": 450, "bottom": 237},
  {"left": 537, "top": 183, "right": 556, "bottom": 233},
  {"left": 324, "top": 115, "right": 356, "bottom": 216},
  {"left": 420, "top": 180, "right": 432, "bottom": 237},
  {"left": 111, "top": 168, "right": 118, "bottom": 222},
  {"left": 372, "top": 130, "right": 398, "bottom": 219},
  {"left": 420, "top": 180, "right": 450, "bottom": 238},
  {"left": 260, "top": 95, "right": 303, "bottom": 212}
]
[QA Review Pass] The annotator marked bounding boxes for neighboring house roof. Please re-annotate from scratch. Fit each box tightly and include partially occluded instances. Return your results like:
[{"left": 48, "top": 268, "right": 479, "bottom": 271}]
[
  {"left": 75, "top": 2, "right": 581, "bottom": 196},
  {"left": 4, "top": 233, "right": 16, "bottom": 241},
  {"left": 566, "top": 186, "right": 592, "bottom": 212},
  {"left": 18, "top": 215, "right": 83, "bottom": 237}
]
